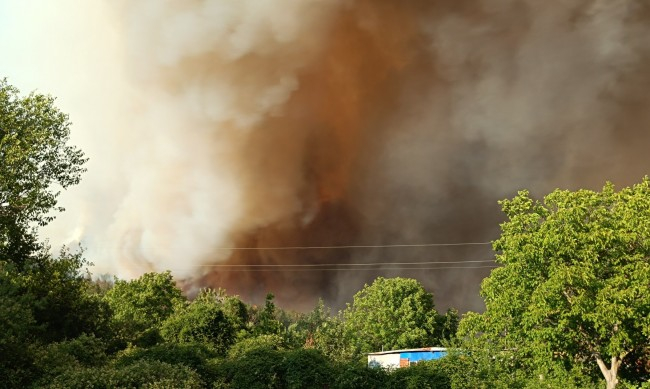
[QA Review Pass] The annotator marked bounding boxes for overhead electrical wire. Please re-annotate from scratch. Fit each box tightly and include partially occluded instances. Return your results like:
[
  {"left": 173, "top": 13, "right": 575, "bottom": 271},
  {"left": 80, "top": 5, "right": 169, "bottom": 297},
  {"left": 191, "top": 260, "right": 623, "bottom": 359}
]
[
  {"left": 211, "top": 242, "right": 493, "bottom": 250},
  {"left": 195, "top": 259, "right": 495, "bottom": 267},
  {"left": 191, "top": 265, "right": 499, "bottom": 272},
  {"left": 71, "top": 241, "right": 494, "bottom": 250},
  {"left": 173, "top": 258, "right": 500, "bottom": 272}
]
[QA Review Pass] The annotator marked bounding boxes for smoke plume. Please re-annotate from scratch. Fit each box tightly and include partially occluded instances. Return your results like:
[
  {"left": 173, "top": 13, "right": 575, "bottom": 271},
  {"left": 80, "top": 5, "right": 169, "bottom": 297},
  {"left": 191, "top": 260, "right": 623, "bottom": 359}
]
[{"left": 8, "top": 0, "right": 650, "bottom": 311}]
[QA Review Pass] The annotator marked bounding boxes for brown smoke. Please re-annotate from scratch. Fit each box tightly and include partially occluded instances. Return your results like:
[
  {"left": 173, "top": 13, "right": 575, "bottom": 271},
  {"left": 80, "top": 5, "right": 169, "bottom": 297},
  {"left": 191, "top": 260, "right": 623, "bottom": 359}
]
[{"left": 34, "top": 0, "right": 650, "bottom": 312}]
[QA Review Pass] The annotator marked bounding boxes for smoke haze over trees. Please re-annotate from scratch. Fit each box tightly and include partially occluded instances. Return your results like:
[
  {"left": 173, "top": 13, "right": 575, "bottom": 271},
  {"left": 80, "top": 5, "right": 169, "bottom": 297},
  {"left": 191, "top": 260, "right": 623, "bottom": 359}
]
[
  {"left": 1, "top": 79, "right": 648, "bottom": 386},
  {"left": 2, "top": 0, "right": 650, "bottom": 311}
]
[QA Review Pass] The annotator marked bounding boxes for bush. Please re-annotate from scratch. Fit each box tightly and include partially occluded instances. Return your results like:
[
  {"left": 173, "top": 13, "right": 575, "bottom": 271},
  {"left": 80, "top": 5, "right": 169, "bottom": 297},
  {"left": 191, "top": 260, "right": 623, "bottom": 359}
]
[
  {"left": 114, "top": 342, "right": 220, "bottom": 384},
  {"left": 331, "top": 362, "right": 389, "bottom": 389},
  {"left": 283, "top": 349, "right": 333, "bottom": 389},
  {"left": 160, "top": 294, "right": 236, "bottom": 355},
  {"left": 46, "top": 359, "right": 202, "bottom": 389},
  {"left": 213, "top": 346, "right": 340, "bottom": 389},
  {"left": 213, "top": 347, "right": 285, "bottom": 389},
  {"left": 228, "top": 334, "right": 286, "bottom": 359},
  {"left": 386, "top": 361, "right": 450, "bottom": 389},
  {"left": 32, "top": 334, "right": 108, "bottom": 386}
]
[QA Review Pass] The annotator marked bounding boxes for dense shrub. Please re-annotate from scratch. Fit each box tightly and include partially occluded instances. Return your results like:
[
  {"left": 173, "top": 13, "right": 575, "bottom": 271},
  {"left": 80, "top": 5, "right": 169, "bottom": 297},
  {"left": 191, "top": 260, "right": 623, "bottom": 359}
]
[
  {"left": 385, "top": 360, "right": 450, "bottom": 389},
  {"left": 228, "top": 334, "right": 286, "bottom": 359},
  {"left": 160, "top": 296, "right": 236, "bottom": 355},
  {"left": 46, "top": 359, "right": 202, "bottom": 389},
  {"left": 114, "top": 342, "right": 220, "bottom": 384},
  {"left": 283, "top": 349, "right": 333, "bottom": 389},
  {"left": 331, "top": 362, "right": 389, "bottom": 389},
  {"left": 212, "top": 347, "right": 286, "bottom": 389}
]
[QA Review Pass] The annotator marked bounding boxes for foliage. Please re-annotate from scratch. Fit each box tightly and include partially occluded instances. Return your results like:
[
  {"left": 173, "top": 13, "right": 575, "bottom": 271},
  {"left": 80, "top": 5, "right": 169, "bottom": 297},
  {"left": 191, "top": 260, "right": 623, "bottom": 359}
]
[
  {"left": 286, "top": 298, "right": 331, "bottom": 348},
  {"left": 313, "top": 314, "right": 360, "bottom": 362},
  {"left": 16, "top": 248, "right": 112, "bottom": 343},
  {"left": 0, "top": 79, "right": 87, "bottom": 267},
  {"left": 46, "top": 359, "right": 203, "bottom": 389},
  {"left": 228, "top": 334, "right": 286, "bottom": 359},
  {"left": 214, "top": 347, "right": 335, "bottom": 389},
  {"left": 114, "top": 342, "right": 220, "bottom": 385},
  {"left": 385, "top": 360, "right": 450, "bottom": 389},
  {"left": 282, "top": 349, "right": 334, "bottom": 389},
  {"left": 0, "top": 264, "right": 38, "bottom": 388},
  {"left": 342, "top": 277, "right": 441, "bottom": 355},
  {"left": 431, "top": 345, "right": 529, "bottom": 389},
  {"left": 160, "top": 289, "right": 236, "bottom": 354},
  {"left": 249, "top": 293, "right": 284, "bottom": 336},
  {"left": 44, "top": 333, "right": 107, "bottom": 367},
  {"left": 213, "top": 347, "right": 286, "bottom": 389},
  {"left": 459, "top": 179, "right": 650, "bottom": 388},
  {"left": 330, "top": 362, "right": 389, "bottom": 389},
  {"left": 0, "top": 250, "right": 110, "bottom": 387},
  {"left": 104, "top": 271, "right": 185, "bottom": 346},
  {"left": 32, "top": 334, "right": 108, "bottom": 387},
  {"left": 218, "top": 291, "right": 249, "bottom": 333},
  {"left": 435, "top": 308, "right": 460, "bottom": 342}
]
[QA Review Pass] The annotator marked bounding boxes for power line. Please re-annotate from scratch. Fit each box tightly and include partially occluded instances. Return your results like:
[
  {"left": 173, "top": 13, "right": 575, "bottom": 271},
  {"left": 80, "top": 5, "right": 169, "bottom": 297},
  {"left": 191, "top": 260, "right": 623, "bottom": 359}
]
[
  {"left": 180, "top": 265, "right": 499, "bottom": 272},
  {"left": 210, "top": 242, "right": 493, "bottom": 250},
  {"left": 64, "top": 241, "right": 495, "bottom": 251},
  {"left": 195, "top": 259, "right": 495, "bottom": 267}
]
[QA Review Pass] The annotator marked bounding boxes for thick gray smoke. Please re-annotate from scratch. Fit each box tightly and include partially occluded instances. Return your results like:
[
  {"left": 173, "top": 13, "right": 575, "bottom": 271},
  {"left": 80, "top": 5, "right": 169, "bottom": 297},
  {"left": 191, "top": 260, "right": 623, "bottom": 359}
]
[{"left": 7, "top": 0, "right": 649, "bottom": 311}]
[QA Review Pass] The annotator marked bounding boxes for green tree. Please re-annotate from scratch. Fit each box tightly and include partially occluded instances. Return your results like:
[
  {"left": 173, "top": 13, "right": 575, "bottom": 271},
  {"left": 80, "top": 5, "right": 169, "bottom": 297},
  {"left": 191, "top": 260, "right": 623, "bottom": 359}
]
[
  {"left": 220, "top": 292, "right": 249, "bottom": 334},
  {"left": 228, "top": 334, "right": 286, "bottom": 359},
  {"left": 104, "top": 271, "right": 185, "bottom": 346},
  {"left": 385, "top": 360, "right": 450, "bottom": 389},
  {"left": 214, "top": 348, "right": 335, "bottom": 389},
  {"left": 0, "top": 251, "right": 112, "bottom": 387},
  {"left": 435, "top": 308, "right": 460, "bottom": 342},
  {"left": 287, "top": 298, "right": 331, "bottom": 348},
  {"left": 160, "top": 289, "right": 236, "bottom": 354},
  {"left": 0, "top": 263, "right": 38, "bottom": 388},
  {"left": 250, "top": 293, "right": 284, "bottom": 336},
  {"left": 342, "top": 277, "right": 441, "bottom": 355},
  {"left": 459, "top": 179, "right": 650, "bottom": 388},
  {"left": 114, "top": 342, "right": 220, "bottom": 386},
  {"left": 47, "top": 359, "right": 203, "bottom": 389},
  {"left": 314, "top": 315, "right": 358, "bottom": 362},
  {"left": 0, "top": 79, "right": 87, "bottom": 267},
  {"left": 17, "top": 247, "right": 112, "bottom": 343}
]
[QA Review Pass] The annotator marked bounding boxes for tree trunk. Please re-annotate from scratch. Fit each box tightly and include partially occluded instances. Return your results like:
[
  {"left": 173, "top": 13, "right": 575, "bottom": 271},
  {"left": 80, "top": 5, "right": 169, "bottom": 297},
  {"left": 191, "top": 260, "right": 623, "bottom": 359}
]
[{"left": 596, "top": 355, "right": 621, "bottom": 389}]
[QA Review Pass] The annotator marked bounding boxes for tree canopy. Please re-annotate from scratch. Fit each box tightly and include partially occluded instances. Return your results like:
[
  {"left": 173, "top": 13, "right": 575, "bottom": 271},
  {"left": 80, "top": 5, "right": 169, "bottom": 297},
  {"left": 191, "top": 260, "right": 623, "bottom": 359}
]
[
  {"left": 104, "top": 271, "right": 185, "bottom": 346},
  {"left": 0, "top": 79, "right": 87, "bottom": 266},
  {"left": 342, "top": 277, "right": 441, "bottom": 354},
  {"left": 460, "top": 179, "right": 650, "bottom": 388},
  {"left": 160, "top": 288, "right": 237, "bottom": 354}
]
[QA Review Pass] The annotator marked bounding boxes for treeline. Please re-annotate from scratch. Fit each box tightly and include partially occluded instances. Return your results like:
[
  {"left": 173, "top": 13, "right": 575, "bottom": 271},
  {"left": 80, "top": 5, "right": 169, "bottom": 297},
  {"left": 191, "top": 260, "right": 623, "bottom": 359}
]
[
  {"left": 1, "top": 257, "right": 460, "bottom": 388},
  {"left": 2, "top": 80, "right": 649, "bottom": 388},
  {"left": 2, "top": 255, "right": 648, "bottom": 388}
]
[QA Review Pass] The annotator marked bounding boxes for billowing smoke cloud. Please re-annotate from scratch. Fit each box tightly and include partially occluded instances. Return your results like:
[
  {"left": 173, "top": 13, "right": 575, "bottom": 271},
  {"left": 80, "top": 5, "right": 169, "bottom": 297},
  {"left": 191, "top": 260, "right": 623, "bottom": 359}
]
[{"left": 6, "top": 0, "right": 650, "bottom": 311}]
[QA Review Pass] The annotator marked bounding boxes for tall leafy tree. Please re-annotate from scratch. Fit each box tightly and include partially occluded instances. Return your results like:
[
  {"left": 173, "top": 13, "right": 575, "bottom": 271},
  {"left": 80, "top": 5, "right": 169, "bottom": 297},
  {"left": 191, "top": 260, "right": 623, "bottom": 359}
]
[
  {"left": 460, "top": 179, "right": 650, "bottom": 388},
  {"left": 0, "top": 79, "right": 104, "bottom": 387},
  {"left": 0, "top": 79, "right": 87, "bottom": 266},
  {"left": 104, "top": 271, "right": 185, "bottom": 346},
  {"left": 160, "top": 289, "right": 236, "bottom": 355},
  {"left": 288, "top": 298, "right": 331, "bottom": 348},
  {"left": 250, "top": 293, "right": 284, "bottom": 336},
  {"left": 342, "top": 277, "right": 440, "bottom": 354},
  {"left": 16, "top": 248, "right": 112, "bottom": 343},
  {"left": 0, "top": 265, "right": 38, "bottom": 388}
]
